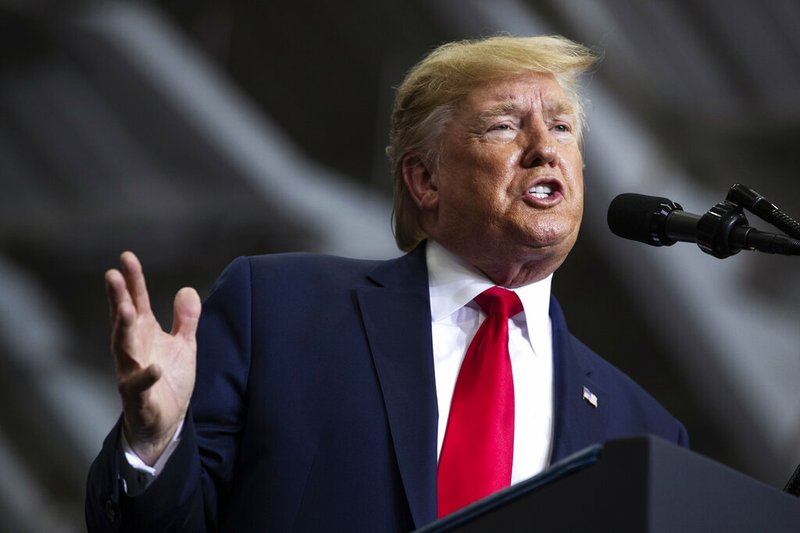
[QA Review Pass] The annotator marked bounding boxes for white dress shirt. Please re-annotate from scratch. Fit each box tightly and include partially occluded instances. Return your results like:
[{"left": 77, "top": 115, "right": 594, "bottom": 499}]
[{"left": 426, "top": 241, "right": 554, "bottom": 485}]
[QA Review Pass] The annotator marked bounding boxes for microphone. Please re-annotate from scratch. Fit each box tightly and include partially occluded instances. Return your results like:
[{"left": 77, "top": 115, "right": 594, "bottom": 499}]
[{"left": 607, "top": 193, "right": 800, "bottom": 258}]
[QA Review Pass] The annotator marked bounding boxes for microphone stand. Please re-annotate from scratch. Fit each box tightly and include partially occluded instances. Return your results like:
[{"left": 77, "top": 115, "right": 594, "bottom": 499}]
[
  {"left": 723, "top": 185, "right": 800, "bottom": 496},
  {"left": 727, "top": 183, "right": 800, "bottom": 240}
]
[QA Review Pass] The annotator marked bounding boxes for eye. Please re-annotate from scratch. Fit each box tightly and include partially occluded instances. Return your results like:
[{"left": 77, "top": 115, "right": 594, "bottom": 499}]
[
  {"left": 551, "top": 123, "right": 571, "bottom": 133},
  {"left": 480, "top": 121, "right": 518, "bottom": 142}
]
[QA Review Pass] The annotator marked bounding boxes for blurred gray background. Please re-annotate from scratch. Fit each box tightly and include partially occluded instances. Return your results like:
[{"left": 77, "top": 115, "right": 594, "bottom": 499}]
[{"left": 1, "top": 0, "right": 799, "bottom": 530}]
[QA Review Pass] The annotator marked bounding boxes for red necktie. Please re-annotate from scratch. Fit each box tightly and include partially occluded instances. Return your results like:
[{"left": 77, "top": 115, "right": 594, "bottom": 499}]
[{"left": 437, "top": 286, "right": 522, "bottom": 517}]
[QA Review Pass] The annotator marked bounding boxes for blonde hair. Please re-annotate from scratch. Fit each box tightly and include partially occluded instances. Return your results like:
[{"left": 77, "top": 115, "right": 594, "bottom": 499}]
[{"left": 387, "top": 35, "right": 600, "bottom": 251}]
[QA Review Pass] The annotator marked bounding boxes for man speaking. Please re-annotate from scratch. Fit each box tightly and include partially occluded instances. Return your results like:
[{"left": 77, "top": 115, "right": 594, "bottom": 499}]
[{"left": 86, "top": 34, "right": 688, "bottom": 531}]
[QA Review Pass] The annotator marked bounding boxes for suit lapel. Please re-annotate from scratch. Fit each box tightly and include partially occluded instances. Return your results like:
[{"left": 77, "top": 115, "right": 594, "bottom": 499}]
[
  {"left": 549, "top": 297, "right": 609, "bottom": 463},
  {"left": 356, "top": 245, "right": 438, "bottom": 528}
]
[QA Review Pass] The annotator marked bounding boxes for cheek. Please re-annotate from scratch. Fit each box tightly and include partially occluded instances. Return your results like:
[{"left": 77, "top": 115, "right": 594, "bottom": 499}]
[
  {"left": 568, "top": 181, "right": 585, "bottom": 228},
  {"left": 561, "top": 153, "right": 584, "bottom": 200},
  {"left": 501, "top": 149, "right": 522, "bottom": 170},
  {"left": 574, "top": 178, "right": 584, "bottom": 210}
]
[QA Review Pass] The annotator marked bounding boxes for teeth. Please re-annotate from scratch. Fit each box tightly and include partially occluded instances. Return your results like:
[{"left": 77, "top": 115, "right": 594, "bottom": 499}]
[{"left": 529, "top": 184, "right": 553, "bottom": 199}]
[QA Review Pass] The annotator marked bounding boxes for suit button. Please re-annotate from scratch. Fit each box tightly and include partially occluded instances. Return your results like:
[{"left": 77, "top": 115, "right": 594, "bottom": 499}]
[{"left": 105, "top": 498, "right": 118, "bottom": 523}]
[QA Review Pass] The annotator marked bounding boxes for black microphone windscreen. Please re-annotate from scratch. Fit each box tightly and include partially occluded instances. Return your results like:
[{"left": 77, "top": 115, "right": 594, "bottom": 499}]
[{"left": 607, "top": 193, "right": 677, "bottom": 245}]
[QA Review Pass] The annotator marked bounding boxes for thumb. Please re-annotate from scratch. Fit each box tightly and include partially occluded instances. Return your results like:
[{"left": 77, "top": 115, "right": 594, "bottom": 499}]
[
  {"left": 119, "top": 364, "right": 162, "bottom": 398},
  {"left": 171, "top": 287, "right": 201, "bottom": 340}
]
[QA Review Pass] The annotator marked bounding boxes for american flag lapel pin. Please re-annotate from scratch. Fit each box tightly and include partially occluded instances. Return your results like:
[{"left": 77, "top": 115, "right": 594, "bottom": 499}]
[{"left": 582, "top": 386, "right": 598, "bottom": 408}]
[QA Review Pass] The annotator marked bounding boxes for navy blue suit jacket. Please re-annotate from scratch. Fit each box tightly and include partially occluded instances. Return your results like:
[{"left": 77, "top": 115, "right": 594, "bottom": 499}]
[{"left": 86, "top": 244, "right": 688, "bottom": 531}]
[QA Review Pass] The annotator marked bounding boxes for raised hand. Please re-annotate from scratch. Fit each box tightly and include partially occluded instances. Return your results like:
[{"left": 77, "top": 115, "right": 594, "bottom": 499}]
[{"left": 105, "top": 251, "right": 201, "bottom": 465}]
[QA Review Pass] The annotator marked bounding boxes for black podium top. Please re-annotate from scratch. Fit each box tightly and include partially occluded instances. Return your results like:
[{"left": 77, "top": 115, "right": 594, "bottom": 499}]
[{"left": 420, "top": 435, "right": 800, "bottom": 532}]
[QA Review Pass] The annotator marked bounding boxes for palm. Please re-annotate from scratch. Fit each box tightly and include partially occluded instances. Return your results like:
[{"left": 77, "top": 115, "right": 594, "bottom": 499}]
[{"left": 124, "top": 309, "right": 195, "bottom": 428}]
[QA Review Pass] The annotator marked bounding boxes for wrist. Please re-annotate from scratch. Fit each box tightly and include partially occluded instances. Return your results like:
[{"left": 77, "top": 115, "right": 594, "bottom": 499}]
[{"left": 122, "top": 416, "right": 184, "bottom": 466}]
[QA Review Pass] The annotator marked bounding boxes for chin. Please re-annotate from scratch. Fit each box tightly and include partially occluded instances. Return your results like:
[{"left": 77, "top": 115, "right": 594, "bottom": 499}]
[{"left": 523, "top": 227, "right": 579, "bottom": 256}]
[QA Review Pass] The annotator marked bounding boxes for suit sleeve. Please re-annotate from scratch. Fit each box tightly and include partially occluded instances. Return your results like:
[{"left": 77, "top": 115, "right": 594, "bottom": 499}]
[{"left": 85, "top": 257, "right": 254, "bottom": 531}]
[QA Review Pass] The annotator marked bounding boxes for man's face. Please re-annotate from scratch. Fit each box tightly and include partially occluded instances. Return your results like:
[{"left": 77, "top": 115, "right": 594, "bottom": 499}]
[{"left": 423, "top": 72, "right": 585, "bottom": 282}]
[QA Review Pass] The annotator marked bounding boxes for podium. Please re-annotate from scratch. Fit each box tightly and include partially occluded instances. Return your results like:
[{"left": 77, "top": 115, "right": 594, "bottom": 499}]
[{"left": 419, "top": 436, "right": 800, "bottom": 532}]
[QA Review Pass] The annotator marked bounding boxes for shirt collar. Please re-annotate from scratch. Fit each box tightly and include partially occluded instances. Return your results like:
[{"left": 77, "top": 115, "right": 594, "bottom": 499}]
[{"left": 426, "top": 240, "right": 552, "bottom": 325}]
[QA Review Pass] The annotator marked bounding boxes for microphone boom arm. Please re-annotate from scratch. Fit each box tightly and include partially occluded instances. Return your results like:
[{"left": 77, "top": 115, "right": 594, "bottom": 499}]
[{"left": 726, "top": 183, "right": 800, "bottom": 240}]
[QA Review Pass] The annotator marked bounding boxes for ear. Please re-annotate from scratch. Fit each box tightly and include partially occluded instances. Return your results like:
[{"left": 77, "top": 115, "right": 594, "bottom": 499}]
[{"left": 402, "top": 153, "right": 438, "bottom": 211}]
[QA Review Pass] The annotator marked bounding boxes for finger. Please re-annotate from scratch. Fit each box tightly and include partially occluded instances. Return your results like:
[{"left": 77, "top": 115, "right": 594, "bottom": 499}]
[
  {"left": 171, "top": 287, "right": 201, "bottom": 340},
  {"left": 110, "top": 299, "right": 138, "bottom": 369},
  {"left": 120, "top": 251, "right": 152, "bottom": 314},
  {"left": 105, "top": 268, "right": 132, "bottom": 325},
  {"left": 118, "top": 364, "right": 162, "bottom": 399}
]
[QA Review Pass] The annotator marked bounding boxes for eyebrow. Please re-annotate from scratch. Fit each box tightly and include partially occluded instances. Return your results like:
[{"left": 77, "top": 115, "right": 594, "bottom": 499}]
[{"left": 472, "top": 98, "right": 577, "bottom": 124}]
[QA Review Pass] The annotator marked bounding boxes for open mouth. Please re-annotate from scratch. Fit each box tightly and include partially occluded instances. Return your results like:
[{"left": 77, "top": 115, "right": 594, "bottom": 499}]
[{"left": 528, "top": 184, "right": 555, "bottom": 199}]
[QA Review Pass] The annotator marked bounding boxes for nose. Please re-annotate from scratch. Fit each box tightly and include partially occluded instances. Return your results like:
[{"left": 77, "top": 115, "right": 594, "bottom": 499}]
[{"left": 520, "top": 123, "right": 557, "bottom": 168}]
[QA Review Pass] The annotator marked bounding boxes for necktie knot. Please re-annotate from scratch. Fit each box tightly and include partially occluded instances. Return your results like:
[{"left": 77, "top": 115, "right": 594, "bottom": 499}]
[{"left": 474, "top": 286, "right": 522, "bottom": 318}]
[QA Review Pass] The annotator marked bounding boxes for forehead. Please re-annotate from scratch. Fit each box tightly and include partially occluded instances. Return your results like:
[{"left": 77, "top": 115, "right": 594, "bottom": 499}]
[{"left": 456, "top": 72, "right": 573, "bottom": 116}]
